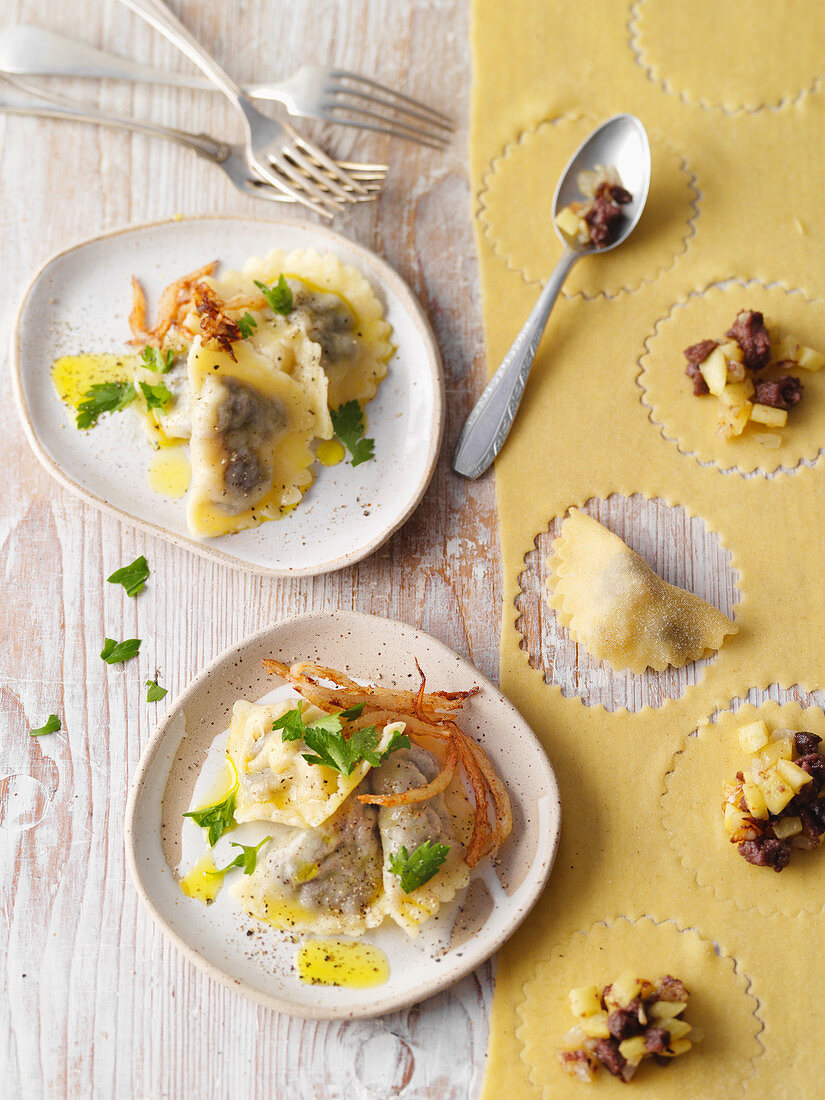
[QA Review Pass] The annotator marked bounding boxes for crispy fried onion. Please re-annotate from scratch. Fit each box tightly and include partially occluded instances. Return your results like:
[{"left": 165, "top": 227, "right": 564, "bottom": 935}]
[
  {"left": 262, "top": 658, "right": 511, "bottom": 868},
  {"left": 192, "top": 282, "right": 242, "bottom": 361},
  {"left": 128, "top": 260, "right": 218, "bottom": 347}
]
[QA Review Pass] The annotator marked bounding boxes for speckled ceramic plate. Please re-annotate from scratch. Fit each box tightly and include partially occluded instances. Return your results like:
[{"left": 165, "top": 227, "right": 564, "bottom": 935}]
[
  {"left": 12, "top": 217, "right": 443, "bottom": 577},
  {"left": 125, "top": 610, "right": 561, "bottom": 1019}
]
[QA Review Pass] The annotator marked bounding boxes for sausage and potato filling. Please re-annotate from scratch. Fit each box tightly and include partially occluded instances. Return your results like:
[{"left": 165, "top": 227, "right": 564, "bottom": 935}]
[
  {"left": 555, "top": 165, "right": 633, "bottom": 249},
  {"left": 723, "top": 722, "right": 825, "bottom": 872},
  {"left": 683, "top": 310, "right": 824, "bottom": 446},
  {"left": 559, "top": 970, "right": 700, "bottom": 1083}
]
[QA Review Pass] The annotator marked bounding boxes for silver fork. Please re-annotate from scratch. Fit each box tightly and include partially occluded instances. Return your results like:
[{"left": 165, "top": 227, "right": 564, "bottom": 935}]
[
  {"left": 116, "top": 0, "right": 367, "bottom": 219},
  {"left": 0, "top": 75, "right": 386, "bottom": 205},
  {"left": 0, "top": 26, "right": 453, "bottom": 149}
]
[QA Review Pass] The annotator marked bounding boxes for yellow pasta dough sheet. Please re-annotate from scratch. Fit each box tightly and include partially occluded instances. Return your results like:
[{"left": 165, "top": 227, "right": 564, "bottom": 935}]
[{"left": 470, "top": 1, "right": 825, "bottom": 1096}]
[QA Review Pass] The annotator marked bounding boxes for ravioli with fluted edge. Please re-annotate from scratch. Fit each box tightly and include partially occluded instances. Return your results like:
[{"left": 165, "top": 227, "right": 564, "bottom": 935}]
[
  {"left": 547, "top": 510, "right": 736, "bottom": 673},
  {"left": 179, "top": 661, "right": 512, "bottom": 948},
  {"left": 52, "top": 248, "right": 394, "bottom": 540}
]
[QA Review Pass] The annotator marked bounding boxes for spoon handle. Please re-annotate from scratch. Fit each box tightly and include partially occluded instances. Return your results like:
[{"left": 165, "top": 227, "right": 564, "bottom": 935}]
[{"left": 452, "top": 249, "right": 579, "bottom": 479}]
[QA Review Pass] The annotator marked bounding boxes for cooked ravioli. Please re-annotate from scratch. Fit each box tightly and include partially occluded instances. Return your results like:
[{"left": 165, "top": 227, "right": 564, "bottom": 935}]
[
  {"left": 371, "top": 745, "right": 472, "bottom": 937},
  {"left": 227, "top": 698, "right": 406, "bottom": 829},
  {"left": 234, "top": 798, "right": 385, "bottom": 936},
  {"left": 209, "top": 247, "right": 393, "bottom": 408},
  {"left": 186, "top": 336, "right": 315, "bottom": 538},
  {"left": 547, "top": 509, "right": 737, "bottom": 673}
]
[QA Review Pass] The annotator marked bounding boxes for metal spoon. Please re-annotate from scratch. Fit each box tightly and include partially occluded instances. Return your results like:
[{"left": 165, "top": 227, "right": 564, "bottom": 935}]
[{"left": 452, "top": 114, "right": 651, "bottom": 479}]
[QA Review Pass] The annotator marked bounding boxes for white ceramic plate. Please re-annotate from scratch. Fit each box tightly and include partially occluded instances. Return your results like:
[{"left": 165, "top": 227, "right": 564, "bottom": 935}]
[
  {"left": 125, "top": 610, "right": 561, "bottom": 1019},
  {"left": 12, "top": 217, "right": 443, "bottom": 577}
]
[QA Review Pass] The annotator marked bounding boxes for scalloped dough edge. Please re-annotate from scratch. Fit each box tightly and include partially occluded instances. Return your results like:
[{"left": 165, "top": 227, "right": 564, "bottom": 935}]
[{"left": 514, "top": 914, "right": 764, "bottom": 1097}]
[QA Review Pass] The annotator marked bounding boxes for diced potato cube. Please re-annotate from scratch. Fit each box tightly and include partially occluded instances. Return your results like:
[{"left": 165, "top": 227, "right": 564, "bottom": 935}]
[
  {"left": 605, "top": 970, "right": 642, "bottom": 1010},
  {"left": 776, "top": 757, "right": 814, "bottom": 793},
  {"left": 759, "top": 740, "right": 794, "bottom": 767},
  {"left": 580, "top": 1011, "right": 611, "bottom": 1039},
  {"left": 719, "top": 379, "right": 755, "bottom": 406},
  {"left": 757, "top": 768, "right": 796, "bottom": 816},
  {"left": 668, "top": 1038, "right": 693, "bottom": 1056},
  {"left": 649, "top": 1000, "right": 687, "bottom": 1021},
  {"left": 666, "top": 1019, "right": 692, "bottom": 1040},
  {"left": 775, "top": 334, "right": 800, "bottom": 360},
  {"left": 555, "top": 207, "right": 581, "bottom": 238},
  {"left": 770, "top": 727, "right": 795, "bottom": 743},
  {"left": 724, "top": 801, "right": 749, "bottom": 835},
  {"left": 796, "top": 344, "right": 825, "bottom": 371},
  {"left": 773, "top": 815, "right": 803, "bottom": 839},
  {"left": 751, "top": 431, "right": 782, "bottom": 448},
  {"left": 699, "top": 347, "right": 729, "bottom": 395},
  {"left": 742, "top": 780, "right": 769, "bottom": 820},
  {"left": 738, "top": 719, "right": 769, "bottom": 754},
  {"left": 717, "top": 401, "right": 752, "bottom": 438},
  {"left": 568, "top": 986, "right": 602, "bottom": 1018},
  {"left": 750, "top": 403, "right": 788, "bottom": 427},
  {"left": 618, "top": 1036, "right": 648, "bottom": 1064},
  {"left": 718, "top": 340, "right": 744, "bottom": 363}
]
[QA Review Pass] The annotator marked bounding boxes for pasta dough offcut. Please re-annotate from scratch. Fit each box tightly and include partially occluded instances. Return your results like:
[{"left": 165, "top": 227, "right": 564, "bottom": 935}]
[{"left": 547, "top": 510, "right": 737, "bottom": 673}]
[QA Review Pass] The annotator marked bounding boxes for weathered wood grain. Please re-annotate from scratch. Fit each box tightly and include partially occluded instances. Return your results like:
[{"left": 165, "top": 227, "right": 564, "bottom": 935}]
[{"left": 0, "top": 0, "right": 496, "bottom": 1097}]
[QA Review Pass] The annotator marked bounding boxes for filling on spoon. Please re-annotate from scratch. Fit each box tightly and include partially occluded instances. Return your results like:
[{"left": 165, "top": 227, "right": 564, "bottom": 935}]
[{"left": 554, "top": 165, "right": 633, "bottom": 248}]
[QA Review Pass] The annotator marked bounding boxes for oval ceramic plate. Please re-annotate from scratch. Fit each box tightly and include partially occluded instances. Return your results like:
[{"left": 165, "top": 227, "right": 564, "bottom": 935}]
[
  {"left": 12, "top": 217, "right": 443, "bottom": 577},
  {"left": 125, "top": 610, "right": 561, "bottom": 1019}
]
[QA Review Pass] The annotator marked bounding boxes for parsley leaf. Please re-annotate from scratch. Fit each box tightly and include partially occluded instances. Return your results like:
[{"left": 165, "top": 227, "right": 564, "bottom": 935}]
[
  {"left": 76, "top": 382, "right": 136, "bottom": 430},
  {"left": 208, "top": 837, "right": 269, "bottom": 876},
  {"left": 340, "top": 702, "right": 366, "bottom": 720},
  {"left": 30, "top": 714, "right": 61, "bottom": 737},
  {"left": 388, "top": 841, "right": 450, "bottom": 893},
  {"left": 273, "top": 704, "right": 409, "bottom": 776},
  {"left": 141, "top": 346, "right": 175, "bottom": 373},
  {"left": 145, "top": 678, "right": 168, "bottom": 702},
  {"left": 183, "top": 783, "right": 238, "bottom": 847},
  {"left": 107, "top": 555, "right": 150, "bottom": 597},
  {"left": 139, "top": 380, "right": 173, "bottom": 411},
  {"left": 100, "top": 637, "right": 141, "bottom": 664},
  {"left": 237, "top": 312, "right": 258, "bottom": 338},
  {"left": 254, "top": 275, "right": 293, "bottom": 315},
  {"left": 330, "top": 400, "right": 375, "bottom": 467}
]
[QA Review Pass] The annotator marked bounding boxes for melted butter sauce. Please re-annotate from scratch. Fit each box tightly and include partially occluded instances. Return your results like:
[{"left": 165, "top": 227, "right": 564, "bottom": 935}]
[
  {"left": 51, "top": 353, "right": 140, "bottom": 408},
  {"left": 316, "top": 439, "right": 345, "bottom": 467},
  {"left": 179, "top": 851, "right": 223, "bottom": 903},
  {"left": 296, "top": 939, "right": 390, "bottom": 988},
  {"left": 148, "top": 447, "right": 191, "bottom": 498}
]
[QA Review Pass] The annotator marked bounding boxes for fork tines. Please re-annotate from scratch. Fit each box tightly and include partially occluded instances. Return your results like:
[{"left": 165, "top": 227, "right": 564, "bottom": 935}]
[{"left": 324, "top": 70, "right": 453, "bottom": 149}]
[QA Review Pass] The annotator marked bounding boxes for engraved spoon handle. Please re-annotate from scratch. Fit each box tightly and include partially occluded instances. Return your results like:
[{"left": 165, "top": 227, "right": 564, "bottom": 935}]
[{"left": 452, "top": 248, "right": 579, "bottom": 479}]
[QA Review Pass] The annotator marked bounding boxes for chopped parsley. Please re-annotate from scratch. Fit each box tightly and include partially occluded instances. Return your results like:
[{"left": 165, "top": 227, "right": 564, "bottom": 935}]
[
  {"left": 273, "top": 702, "right": 410, "bottom": 777},
  {"left": 139, "top": 380, "right": 173, "bottom": 411},
  {"left": 183, "top": 781, "right": 238, "bottom": 846},
  {"left": 330, "top": 400, "right": 375, "bottom": 467},
  {"left": 100, "top": 637, "right": 141, "bottom": 664},
  {"left": 29, "top": 714, "right": 61, "bottom": 738},
  {"left": 208, "top": 837, "right": 270, "bottom": 876},
  {"left": 340, "top": 701, "right": 366, "bottom": 719},
  {"left": 141, "top": 346, "right": 175, "bottom": 373},
  {"left": 237, "top": 312, "right": 258, "bottom": 338},
  {"left": 107, "top": 555, "right": 150, "bottom": 597},
  {"left": 76, "top": 382, "right": 136, "bottom": 430},
  {"left": 254, "top": 274, "right": 293, "bottom": 315},
  {"left": 388, "top": 840, "right": 450, "bottom": 893},
  {"left": 145, "top": 678, "right": 168, "bottom": 703}
]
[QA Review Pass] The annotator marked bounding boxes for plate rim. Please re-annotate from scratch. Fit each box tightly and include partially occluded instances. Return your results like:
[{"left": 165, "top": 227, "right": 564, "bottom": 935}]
[
  {"left": 124, "top": 608, "right": 562, "bottom": 1020},
  {"left": 11, "top": 215, "right": 445, "bottom": 578}
]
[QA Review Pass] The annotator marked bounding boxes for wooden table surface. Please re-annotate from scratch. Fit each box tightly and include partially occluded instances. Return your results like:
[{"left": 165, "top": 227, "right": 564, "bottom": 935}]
[{"left": 0, "top": 1, "right": 500, "bottom": 1097}]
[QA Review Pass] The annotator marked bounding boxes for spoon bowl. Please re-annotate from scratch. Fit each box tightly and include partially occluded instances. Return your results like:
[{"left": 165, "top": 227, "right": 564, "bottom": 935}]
[
  {"left": 553, "top": 113, "right": 651, "bottom": 253},
  {"left": 452, "top": 114, "right": 651, "bottom": 479}
]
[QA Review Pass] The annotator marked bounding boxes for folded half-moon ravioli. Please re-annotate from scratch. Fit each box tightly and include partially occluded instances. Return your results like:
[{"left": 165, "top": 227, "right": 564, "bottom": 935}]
[
  {"left": 547, "top": 509, "right": 737, "bottom": 673},
  {"left": 227, "top": 698, "right": 407, "bottom": 829}
]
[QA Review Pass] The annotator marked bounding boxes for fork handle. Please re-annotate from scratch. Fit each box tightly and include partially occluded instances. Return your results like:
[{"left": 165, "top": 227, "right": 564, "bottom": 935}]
[
  {"left": 452, "top": 249, "right": 580, "bottom": 479},
  {"left": 0, "top": 73, "right": 227, "bottom": 160},
  {"left": 116, "top": 0, "right": 245, "bottom": 109}
]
